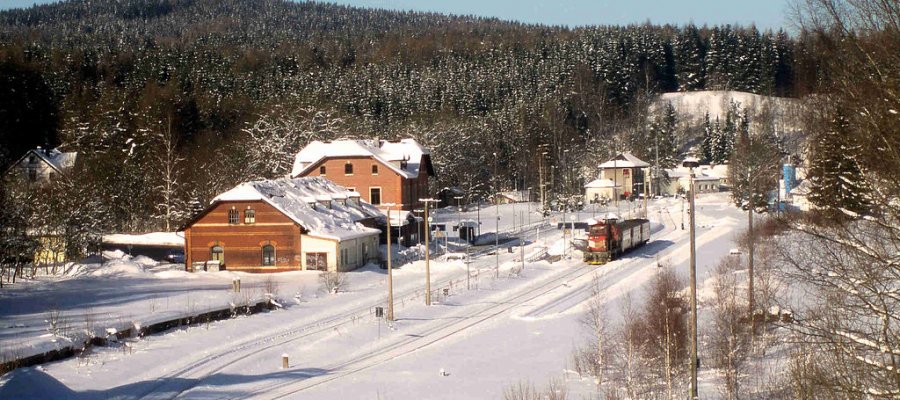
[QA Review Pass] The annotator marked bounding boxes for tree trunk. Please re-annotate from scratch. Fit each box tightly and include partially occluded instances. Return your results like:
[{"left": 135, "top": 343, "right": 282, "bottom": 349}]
[{"left": 748, "top": 208, "right": 755, "bottom": 332}]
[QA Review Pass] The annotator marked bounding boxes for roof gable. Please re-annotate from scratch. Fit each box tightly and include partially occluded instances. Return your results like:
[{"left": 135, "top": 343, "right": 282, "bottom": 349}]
[
  {"left": 6, "top": 148, "right": 77, "bottom": 175},
  {"left": 598, "top": 152, "right": 650, "bottom": 169}
]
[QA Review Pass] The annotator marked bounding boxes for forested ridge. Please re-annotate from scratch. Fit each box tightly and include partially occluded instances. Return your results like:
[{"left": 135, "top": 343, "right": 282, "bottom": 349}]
[{"left": 0, "top": 0, "right": 807, "bottom": 233}]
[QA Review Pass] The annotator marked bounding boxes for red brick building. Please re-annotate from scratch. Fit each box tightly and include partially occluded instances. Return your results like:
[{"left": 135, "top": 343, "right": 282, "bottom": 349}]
[
  {"left": 180, "top": 177, "right": 382, "bottom": 273},
  {"left": 290, "top": 139, "right": 435, "bottom": 212}
]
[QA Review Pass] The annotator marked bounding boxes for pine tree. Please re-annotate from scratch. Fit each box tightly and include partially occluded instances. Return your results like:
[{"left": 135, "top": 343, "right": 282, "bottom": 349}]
[
  {"left": 674, "top": 24, "right": 706, "bottom": 91},
  {"left": 701, "top": 112, "right": 713, "bottom": 163},
  {"left": 807, "top": 112, "right": 873, "bottom": 216}
]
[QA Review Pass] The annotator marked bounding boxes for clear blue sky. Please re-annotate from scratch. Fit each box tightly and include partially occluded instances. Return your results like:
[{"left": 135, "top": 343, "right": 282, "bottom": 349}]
[{"left": 0, "top": 0, "right": 793, "bottom": 31}]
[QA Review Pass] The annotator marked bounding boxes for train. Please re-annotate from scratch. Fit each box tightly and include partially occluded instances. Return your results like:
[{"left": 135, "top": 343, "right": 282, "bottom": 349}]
[{"left": 583, "top": 215, "right": 651, "bottom": 265}]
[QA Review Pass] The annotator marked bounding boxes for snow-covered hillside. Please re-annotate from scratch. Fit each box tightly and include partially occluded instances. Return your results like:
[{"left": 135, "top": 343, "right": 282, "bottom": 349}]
[{"left": 658, "top": 90, "right": 800, "bottom": 127}]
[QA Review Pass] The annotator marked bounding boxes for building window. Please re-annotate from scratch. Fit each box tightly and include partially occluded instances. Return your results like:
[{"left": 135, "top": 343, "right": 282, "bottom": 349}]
[
  {"left": 48, "top": 172, "right": 56, "bottom": 180},
  {"left": 228, "top": 208, "right": 239, "bottom": 224},
  {"left": 28, "top": 155, "right": 37, "bottom": 164},
  {"left": 306, "top": 252, "right": 327, "bottom": 271},
  {"left": 262, "top": 245, "right": 275, "bottom": 266},
  {"left": 244, "top": 208, "right": 256, "bottom": 224},
  {"left": 370, "top": 187, "right": 381, "bottom": 205},
  {"left": 371, "top": 165, "right": 378, "bottom": 174},
  {"left": 345, "top": 163, "right": 353, "bottom": 175},
  {"left": 319, "top": 166, "right": 326, "bottom": 175},
  {"left": 28, "top": 168, "right": 37, "bottom": 182},
  {"left": 211, "top": 245, "right": 224, "bottom": 262}
]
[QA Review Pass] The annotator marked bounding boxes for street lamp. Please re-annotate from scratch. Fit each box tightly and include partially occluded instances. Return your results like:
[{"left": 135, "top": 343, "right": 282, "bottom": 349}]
[
  {"left": 418, "top": 198, "right": 438, "bottom": 306},
  {"left": 682, "top": 156, "right": 700, "bottom": 400},
  {"left": 383, "top": 203, "right": 397, "bottom": 321}
]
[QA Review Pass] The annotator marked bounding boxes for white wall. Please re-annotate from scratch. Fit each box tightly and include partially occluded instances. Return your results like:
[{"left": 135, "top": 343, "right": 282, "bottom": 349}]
[{"left": 301, "top": 235, "right": 338, "bottom": 271}]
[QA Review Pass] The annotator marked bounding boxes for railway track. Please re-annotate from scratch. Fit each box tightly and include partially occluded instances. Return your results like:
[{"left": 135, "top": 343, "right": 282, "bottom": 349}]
[
  {"left": 246, "top": 224, "right": 685, "bottom": 399},
  {"left": 139, "top": 218, "right": 680, "bottom": 400}
]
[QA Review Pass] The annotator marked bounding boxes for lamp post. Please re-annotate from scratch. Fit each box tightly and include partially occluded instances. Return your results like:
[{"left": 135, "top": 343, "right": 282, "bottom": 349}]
[
  {"left": 418, "top": 198, "right": 438, "bottom": 306},
  {"left": 682, "top": 157, "right": 700, "bottom": 400},
  {"left": 384, "top": 203, "right": 397, "bottom": 321}
]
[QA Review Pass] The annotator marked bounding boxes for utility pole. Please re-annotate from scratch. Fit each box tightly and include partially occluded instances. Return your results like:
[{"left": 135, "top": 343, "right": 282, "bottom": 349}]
[
  {"left": 520, "top": 211, "right": 525, "bottom": 271},
  {"left": 683, "top": 158, "right": 700, "bottom": 400},
  {"left": 419, "top": 198, "right": 437, "bottom": 306},
  {"left": 385, "top": 203, "right": 396, "bottom": 321},
  {"left": 495, "top": 208, "right": 500, "bottom": 278}
]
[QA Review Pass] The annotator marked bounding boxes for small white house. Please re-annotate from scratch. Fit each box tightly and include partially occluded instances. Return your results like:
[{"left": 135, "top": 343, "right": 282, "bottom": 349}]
[
  {"left": 584, "top": 178, "right": 620, "bottom": 203},
  {"left": 4, "top": 147, "right": 77, "bottom": 183},
  {"left": 598, "top": 152, "right": 650, "bottom": 198}
]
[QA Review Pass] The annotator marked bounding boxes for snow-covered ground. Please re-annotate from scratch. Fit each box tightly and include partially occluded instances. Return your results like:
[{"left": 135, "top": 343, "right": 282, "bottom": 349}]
[{"left": 1, "top": 194, "right": 751, "bottom": 399}]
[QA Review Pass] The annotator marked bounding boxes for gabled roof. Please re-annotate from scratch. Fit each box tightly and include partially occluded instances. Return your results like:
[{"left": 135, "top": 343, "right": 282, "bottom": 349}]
[
  {"left": 497, "top": 190, "right": 531, "bottom": 202},
  {"left": 6, "top": 147, "right": 77, "bottom": 174},
  {"left": 599, "top": 152, "right": 650, "bottom": 169},
  {"left": 189, "top": 177, "right": 382, "bottom": 241},
  {"left": 291, "top": 138, "right": 435, "bottom": 179},
  {"left": 584, "top": 179, "right": 619, "bottom": 188}
]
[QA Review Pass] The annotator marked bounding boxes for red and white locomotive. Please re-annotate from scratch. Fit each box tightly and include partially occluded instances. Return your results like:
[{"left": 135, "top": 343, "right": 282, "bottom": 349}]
[{"left": 584, "top": 214, "right": 651, "bottom": 265}]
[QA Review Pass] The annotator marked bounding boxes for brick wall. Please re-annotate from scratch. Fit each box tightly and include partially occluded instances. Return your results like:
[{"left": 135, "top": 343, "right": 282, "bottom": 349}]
[
  {"left": 185, "top": 201, "right": 302, "bottom": 272},
  {"left": 301, "top": 155, "right": 430, "bottom": 211}
]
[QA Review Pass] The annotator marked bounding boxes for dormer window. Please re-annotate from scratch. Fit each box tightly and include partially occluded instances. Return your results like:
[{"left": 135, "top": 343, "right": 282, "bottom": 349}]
[
  {"left": 244, "top": 208, "right": 256, "bottom": 224},
  {"left": 319, "top": 166, "right": 326, "bottom": 175},
  {"left": 228, "top": 207, "right": 239, "bottom": 224},
  {"left": 371, "top": 165, "right": 378, "bottom": 174},
  {"left": 344, "top": 163, "right": 353, "bottom": 175}
]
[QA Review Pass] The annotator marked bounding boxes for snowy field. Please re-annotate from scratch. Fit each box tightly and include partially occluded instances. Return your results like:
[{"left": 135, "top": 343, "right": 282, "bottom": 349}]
[{"left": 0, "top": 194, "right": 750, "bottom": 399}]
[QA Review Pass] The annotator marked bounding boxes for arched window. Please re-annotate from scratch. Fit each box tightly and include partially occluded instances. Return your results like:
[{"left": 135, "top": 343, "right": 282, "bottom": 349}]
[
  {"left": 262, "top": 245, "right": 275, "bottom": 266},
  {"left": 345, "top": 162, "right": 353, "bottom": 175},
  {"left": 228, "top": 208, "right": 239, "bottom": 224},
  {"left": 211, "top": 245, "right": 224, "bottom": 262},
  {"left": 244, "top": 208, "right": 256, "bottom": 224}
]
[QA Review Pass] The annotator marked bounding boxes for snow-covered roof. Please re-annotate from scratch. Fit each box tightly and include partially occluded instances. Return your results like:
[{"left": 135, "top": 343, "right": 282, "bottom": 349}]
[
  {"left": 103, "top": 232, "right": 184, "bottom": 247},
  {"left": 13, "top": 147, "right": 78, "bottom": 173},
  {"left": 291, "top": 138, "right": 431, "bottom": 179},
  {"left": 210, "top": 177, "right": 382, "bottom": 241},
  {"left": 497, "top": 190, "right": 531, "bottom": 202},
  {"left": 666, "top": 167, "right": 720, "bottom": 181},
  {"left": 598, "top": 152, "right": 650, "bottom": 169},
  {"left": 381, "top": 209, "right": 416, "bottom": 226},
  {"left": 584, "top": 178, "right": 619, "bottom": 188},
  {"left": 586, "top": 213, "right": 621, "bottom": 225},
  {"left": 699, "top": 164, "right": 729, "bottom": 178}
]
